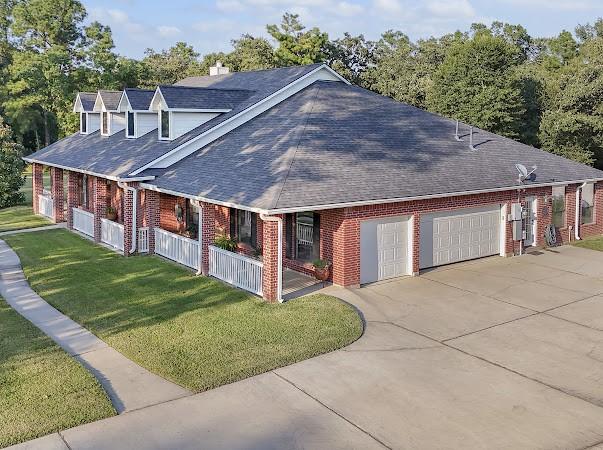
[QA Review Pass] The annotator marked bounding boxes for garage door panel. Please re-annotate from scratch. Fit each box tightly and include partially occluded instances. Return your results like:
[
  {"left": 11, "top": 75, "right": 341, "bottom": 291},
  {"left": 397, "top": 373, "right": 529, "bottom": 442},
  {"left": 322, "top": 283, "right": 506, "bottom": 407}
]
[
  {"left": 420, "top": 206, "right": 501, "bottom": 269},
  {"left": 361, "top": 217, "right": 411, "bottom": 284}
]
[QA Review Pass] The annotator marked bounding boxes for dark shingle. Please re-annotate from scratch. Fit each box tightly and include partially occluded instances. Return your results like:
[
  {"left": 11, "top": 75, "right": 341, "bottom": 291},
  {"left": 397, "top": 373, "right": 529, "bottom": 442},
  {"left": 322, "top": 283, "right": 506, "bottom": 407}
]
[
  {"left": 99, "top": 90, "right": 122, "bottom": 111},
  {"left": 77, "top": 93, "right": 97, "bottom": 112},
  {"left": 159, "top": 86, "right": 253, "bottom": 110},
  {"left": 124, "top": 88, "right": 155, "bottom": 110}
]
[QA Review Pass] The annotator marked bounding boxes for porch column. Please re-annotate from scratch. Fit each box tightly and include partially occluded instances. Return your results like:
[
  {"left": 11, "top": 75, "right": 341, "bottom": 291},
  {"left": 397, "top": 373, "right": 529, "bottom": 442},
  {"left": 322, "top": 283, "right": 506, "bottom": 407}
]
[
  {"left": 32, "top": 163, "right": 43, "bottom": 214},
  {"left": 123, "top": 182, "right": 140, "bottom": 256},
  {"left": 145, "top": 190, "right": 160, "bottom": 254},
  {"left": 411, "top": 212, "right": 420, "bottom": 275},
  {"left": 92, "top": 176, "right": 107, "bottom": 242},
  {"left": 50, "top": 167, "right": 64, "bottom": 223},
  {"left": 200, "top": 202, "right": 216, "bottom": 275},
  {"left": 66, "top": 172, "right": 79, "bottom": 229},
  {"left": 261, "top": 215, "right": 283, "bottom": 302},
  {"left": 331, "top": 210, "right": 360, "bottom": 287}
]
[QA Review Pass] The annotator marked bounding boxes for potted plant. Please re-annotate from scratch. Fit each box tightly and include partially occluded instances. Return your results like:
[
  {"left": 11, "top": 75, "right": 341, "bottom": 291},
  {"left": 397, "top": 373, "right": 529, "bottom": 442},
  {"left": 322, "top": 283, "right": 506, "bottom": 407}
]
[
  {"left": 106, "top": 206, "right": 117, "bottom": 221},
  {"left": 214, "top": 234, "right": 238, "bottom": 252},
  {"left": 312, "top": 259, "right": 331, "bottom": 282}
]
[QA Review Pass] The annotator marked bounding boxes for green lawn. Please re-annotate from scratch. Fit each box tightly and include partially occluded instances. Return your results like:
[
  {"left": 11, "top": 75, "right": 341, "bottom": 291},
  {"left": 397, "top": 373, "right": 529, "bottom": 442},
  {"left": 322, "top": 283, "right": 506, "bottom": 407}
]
[
  {"left": 4, "top": 230, "right": 362, "bottom": 392},
  {"left": 0, "top": 205, "right": 52, "bottom": 233},
  {"left": 0, "top": 296, "right": 115, "bottom": 448},
  {"left": 573, "top": 235, "right": 603, "bottom": 252}
]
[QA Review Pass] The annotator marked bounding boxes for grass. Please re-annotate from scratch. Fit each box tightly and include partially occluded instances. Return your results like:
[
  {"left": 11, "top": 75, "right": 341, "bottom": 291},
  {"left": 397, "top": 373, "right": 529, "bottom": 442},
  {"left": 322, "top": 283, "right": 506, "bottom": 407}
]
[
  {"left": 573, "top": 235, "right": 603, "bottom": 252},
  {"left": 4, "top": 230, "right": 363, "bottom": 392},
  {"left": 0, "top": 206, "right": 52, "bottom": 233},
  {"left": 0, "top": 296, "right": 115, "bottom": 448}
]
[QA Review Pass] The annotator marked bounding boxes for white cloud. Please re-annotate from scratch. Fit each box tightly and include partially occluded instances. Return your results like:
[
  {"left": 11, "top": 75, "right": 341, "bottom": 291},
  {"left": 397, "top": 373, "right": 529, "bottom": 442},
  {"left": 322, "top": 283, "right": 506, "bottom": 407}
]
[
  {"left": 373, "top": 0, "right": 402, "bottom": 13},
  {"left": 335, "top": 1, "right": 364, "bottom": 16},
  {"left": 216, "top": 0, "right": 247, "bottom": 12},
  {"left": 157, "top": 25, "right": 181, "bottom": 37},
  {"left": 90, "top": 8, "right": 145, "bottom": 35},
  {"left": 426, "top": 0, "right": 475, "bottom": 19},
  {"left": 501, "top": 0, "right": 599, "bottom": 10}
]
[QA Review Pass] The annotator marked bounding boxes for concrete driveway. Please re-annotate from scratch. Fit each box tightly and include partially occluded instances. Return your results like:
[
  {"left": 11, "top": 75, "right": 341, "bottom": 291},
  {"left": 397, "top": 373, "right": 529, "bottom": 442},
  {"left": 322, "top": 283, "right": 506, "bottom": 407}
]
[{"left": 13, "top": 245, "right": 603, "bottom": 450}]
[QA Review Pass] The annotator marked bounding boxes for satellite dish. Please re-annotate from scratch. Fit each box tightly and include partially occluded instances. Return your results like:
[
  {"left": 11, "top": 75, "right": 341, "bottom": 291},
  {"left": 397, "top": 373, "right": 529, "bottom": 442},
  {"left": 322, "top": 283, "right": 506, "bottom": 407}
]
[{"left": 515, "top": 164, "right": 537, "bottom": 183}]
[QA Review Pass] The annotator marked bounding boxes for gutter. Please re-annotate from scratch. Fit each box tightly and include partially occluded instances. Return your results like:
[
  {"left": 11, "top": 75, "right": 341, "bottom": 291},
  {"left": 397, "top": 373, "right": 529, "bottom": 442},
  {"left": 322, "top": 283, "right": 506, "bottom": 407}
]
[
  {"left": 259, "top": 214, "right": 283, "bottom": 303},
  {"left": 575, "top": 182, "right": 588, "bottom": 240},
  {"left": 118, "top": 182, "right": 138, "bottom": 254}
]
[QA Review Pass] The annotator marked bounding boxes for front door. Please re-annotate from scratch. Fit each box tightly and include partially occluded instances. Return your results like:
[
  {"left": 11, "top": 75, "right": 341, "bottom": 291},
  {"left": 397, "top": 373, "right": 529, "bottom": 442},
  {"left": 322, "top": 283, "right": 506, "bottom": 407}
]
[{"left": 524, "top": 196, "right": 537, "bottom": 247}]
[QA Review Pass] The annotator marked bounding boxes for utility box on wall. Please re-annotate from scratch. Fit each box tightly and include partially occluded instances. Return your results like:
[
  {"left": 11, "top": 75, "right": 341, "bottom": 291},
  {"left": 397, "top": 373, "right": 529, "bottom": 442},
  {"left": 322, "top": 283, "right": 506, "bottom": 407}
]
[{"left": 509, "top": 203, "right": 523, "bottom": 241}]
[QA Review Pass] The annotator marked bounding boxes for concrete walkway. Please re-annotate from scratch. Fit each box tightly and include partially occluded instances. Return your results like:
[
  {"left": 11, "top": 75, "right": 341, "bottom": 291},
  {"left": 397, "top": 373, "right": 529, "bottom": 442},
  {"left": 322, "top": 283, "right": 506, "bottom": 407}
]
[
  {"left": 0, "top": 240, "right": 191, "bottom": 414},
  {"left": 0, "top": 223, "right": 67, "bottom": 236}
]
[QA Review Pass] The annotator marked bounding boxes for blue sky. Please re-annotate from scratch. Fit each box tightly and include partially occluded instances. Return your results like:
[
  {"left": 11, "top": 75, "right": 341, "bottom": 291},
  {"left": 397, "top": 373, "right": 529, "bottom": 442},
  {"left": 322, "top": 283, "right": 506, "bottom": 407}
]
[{"left": 82, "top": 0, "right": 603, "bottom": 58}]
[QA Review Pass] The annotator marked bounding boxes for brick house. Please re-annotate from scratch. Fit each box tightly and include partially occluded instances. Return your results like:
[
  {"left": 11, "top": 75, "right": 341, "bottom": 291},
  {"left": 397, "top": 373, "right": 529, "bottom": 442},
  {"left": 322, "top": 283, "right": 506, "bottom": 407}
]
[{"left": 25, "top": 63, "right": 603, "bottom": 302}]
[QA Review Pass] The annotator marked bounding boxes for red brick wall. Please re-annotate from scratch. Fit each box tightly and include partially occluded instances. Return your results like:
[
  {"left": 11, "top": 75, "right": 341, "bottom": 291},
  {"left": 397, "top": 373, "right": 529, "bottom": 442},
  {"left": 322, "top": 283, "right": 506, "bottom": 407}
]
[
  {"left": 144, "top": 190, "right": 160, "bottom": 254},
  {"left": 201, "top": 202, "right": 216, "bottom": 275},
  {"left": 159, "top": 193, "right": 187, "bottom": 234},
  {"left": 107, "top": 181, "right": 124, "bottom": 224},
  {"left": 50, "top": 167, "right": 64, "bottom": 222},
  {"left": 580, "top": 181, "right": 603, "bottom": 238},
  {"left": 215, "top": 206, "right": 230, "bottom": 236},
  {"left": 262, "top": 217, "right": 281, "bottom": 302}
]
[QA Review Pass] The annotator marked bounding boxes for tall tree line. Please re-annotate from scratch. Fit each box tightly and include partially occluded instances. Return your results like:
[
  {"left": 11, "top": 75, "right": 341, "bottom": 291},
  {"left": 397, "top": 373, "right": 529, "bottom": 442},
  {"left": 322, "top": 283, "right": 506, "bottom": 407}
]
[{"left": 0, "top": 1, "right": 601, "bottom": 169}]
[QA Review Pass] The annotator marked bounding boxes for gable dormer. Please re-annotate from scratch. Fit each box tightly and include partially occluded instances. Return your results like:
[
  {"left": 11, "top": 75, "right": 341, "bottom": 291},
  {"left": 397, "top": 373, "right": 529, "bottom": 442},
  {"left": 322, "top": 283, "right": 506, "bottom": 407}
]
[
  {"left": 149, "top": 85, "right": 253, "bottom": 140},
  {"left": 73, "top": 92, "right": 100, "bottom": 134},
  {"left": 94, "top": 90, "right": 126, "bottom": 136},
  {"left": 118, "top": 88, "right": 157, "bottom": 139}
]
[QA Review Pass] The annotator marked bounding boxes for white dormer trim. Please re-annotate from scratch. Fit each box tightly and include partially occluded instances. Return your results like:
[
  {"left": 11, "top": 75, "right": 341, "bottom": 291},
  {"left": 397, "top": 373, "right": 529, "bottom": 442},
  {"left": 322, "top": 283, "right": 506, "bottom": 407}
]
[
  {"left": 150, "top": 88, "right": 167, "bottom": 112},
  {"left": 73, "top": 94, "right": 85, "bottom": 113},
  {"left": 126, "top": 110, "right": 136, "bottom": 139},
  {"left": 80, "top": 112, "right": 88, "bottom": 134},
  {"left": 117, "top": 91, "right": 130, "bottom": 113},
  {"left": 130, "top": 64, "right": 349, "bottom": 175},
  {"left": 159, "top": 109, "right": 171, "bottom": 141},
  {"left": 93, "top": 94, "right": 106, "bottom": 113}
]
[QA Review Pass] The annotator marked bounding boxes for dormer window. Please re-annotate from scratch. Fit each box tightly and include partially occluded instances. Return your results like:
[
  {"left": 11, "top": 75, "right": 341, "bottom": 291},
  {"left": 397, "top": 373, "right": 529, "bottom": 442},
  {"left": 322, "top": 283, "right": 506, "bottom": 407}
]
[
  {"left": 127, "top": 111, "right": 135, "bottom": 138},
  {"left": 80, "top": 112, "right": 87, "bottom": 134},
  {"left": 160, "top": 110, "right": 170, "bottom": 139}
]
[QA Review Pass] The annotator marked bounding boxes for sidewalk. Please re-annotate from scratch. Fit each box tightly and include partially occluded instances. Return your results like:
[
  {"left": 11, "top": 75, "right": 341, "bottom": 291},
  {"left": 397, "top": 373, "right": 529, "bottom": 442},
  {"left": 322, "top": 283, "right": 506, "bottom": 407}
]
[
  {"left": 0, "top": 223, "right": 67, "bottom": 236},
  {"left": 0, "top": 240, "right": 191, "bottom": 414}
]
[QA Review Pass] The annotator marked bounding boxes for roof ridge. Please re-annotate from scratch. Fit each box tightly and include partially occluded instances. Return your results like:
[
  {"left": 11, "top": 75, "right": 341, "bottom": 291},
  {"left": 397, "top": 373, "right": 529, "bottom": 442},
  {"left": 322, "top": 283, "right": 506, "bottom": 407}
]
[
  {"left": 160, "top": 85, "right": 255, "bottom": 93},
  {"left": 269, "top": 82, "right": 322, "bottom": 210},
  {"left": 178, "top": 63, "right": 323, "bottom": 81}
]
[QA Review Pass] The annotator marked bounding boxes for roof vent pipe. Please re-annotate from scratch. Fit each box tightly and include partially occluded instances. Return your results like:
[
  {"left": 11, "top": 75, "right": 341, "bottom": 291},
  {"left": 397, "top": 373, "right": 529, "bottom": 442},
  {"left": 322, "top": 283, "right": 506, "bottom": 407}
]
[
  {"left": 469, "top": 126, "right": 476, "bottom": 150},
  {"left": 454, "top": 120, "right": 463, "bottom": 141}
]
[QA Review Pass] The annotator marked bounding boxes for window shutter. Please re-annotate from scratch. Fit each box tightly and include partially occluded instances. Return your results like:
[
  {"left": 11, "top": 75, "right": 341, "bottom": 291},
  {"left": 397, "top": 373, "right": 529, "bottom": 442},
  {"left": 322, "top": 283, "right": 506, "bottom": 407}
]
[
  {"left": 312, "top": 213, "right": 321, "bottom": 260},
  {"left": 251, "top": 213, "right": 257, "bottom": 248},
  {"left": 285, "top": 213, "right": 294, "bottom": 259},
  {"left": 229, "top": 208, "right": 237, "bottom": 238}
]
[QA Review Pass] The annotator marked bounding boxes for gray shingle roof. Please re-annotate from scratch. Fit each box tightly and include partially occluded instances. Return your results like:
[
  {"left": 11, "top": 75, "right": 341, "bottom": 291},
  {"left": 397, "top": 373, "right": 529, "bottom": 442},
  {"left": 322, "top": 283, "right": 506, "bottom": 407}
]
[
  {"left": 124, "top": 88, "right": 155, "bottom": 110},
  {"left": 158, "top": 85, "right": 253, "bottom": 110},
  {"left": 77, "top": 93, "right": 97, "bottom": 112},
  {"left": 148, "top": 81, "right": 603, "bottom": 211},
  {"left": 99, "top": 90, "right": 122, "bottom": 111},
  {"left": 26, "top": 64, "right": 324, "bottom": 178}
]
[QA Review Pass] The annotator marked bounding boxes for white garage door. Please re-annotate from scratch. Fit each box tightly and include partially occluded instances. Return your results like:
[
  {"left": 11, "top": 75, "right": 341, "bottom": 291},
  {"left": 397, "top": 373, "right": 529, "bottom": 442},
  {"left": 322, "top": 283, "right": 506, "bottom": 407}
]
[
  {"left": 360, "top": 217, "right": 411, "bottom": 284},
  {"left": 420, "top": 206, "right": 501, "bottom": 269}
]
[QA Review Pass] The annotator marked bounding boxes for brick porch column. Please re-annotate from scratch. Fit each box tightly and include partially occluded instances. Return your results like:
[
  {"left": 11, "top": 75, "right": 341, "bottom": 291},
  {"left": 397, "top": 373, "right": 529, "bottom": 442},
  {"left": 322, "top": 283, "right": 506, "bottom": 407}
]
[
  {"left": 201, "top": 202, "right": 216, "bottom": 275},
  {"left": 32, "top": 163, "right": 43, "bottom": 214},
  {"left": 331, "top": 210, "right": 360, "bottom": 287},
  {"left": 50, "top": 167, "right": 64, "bottom": 223},
  {"left": 144, "top": 190, "right": 160, "bottom": 254},
  {"left": 411, "top": 212, "right": 421, "bottom": 275},
  {"left": 66, "top": 172, "right": 79, "bottom": 229},
  {"left": 92, "top": 177, "right": 107, "bottom": 242},
  {"left": 123, "top": 183, "right": 140, "bottom": 256},
  {"left": 261, "top": 215, "right": 282, "bottom": 302}
]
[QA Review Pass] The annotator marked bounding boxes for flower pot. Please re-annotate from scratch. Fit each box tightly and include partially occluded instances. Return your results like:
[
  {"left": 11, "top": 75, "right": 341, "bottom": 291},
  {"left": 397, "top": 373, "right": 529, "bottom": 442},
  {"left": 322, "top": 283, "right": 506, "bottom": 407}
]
[{"left": 314, "top": 265, "right": 330, "bottom": 282}]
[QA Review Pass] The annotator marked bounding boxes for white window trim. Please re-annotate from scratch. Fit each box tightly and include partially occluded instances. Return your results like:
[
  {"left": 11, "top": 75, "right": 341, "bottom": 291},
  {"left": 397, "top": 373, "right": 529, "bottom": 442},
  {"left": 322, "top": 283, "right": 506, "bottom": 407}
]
[
  {"left": 159, "top": 110, "right": 171, "bottom": 141},
  {"left": 552, "top": 185, "right": 566, "bottom": 228},
  {"left": 126, "top": 110, "right": 136, "bottom": 139},
  {"left": 80, "top": 112, "right": 88, "bottom": 134}
]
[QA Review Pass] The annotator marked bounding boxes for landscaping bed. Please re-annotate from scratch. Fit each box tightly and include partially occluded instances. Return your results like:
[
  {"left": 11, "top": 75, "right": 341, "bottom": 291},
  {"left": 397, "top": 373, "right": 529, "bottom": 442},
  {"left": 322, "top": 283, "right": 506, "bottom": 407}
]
[
  {"left": 4, "top": 230, "right": 362, "bottom": 392},
  {"left": 0, "top": 296, "right": 115, "bottom": 448}
]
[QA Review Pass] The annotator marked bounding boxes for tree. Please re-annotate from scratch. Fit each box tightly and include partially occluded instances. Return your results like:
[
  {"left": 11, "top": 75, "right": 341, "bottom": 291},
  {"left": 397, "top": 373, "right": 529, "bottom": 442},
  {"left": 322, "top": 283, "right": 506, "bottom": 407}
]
[
  {"left": 267, "top": 13, "right": 328, "bottom": 66},
  {"left": 141, "top": 42, "right": 203, "bottom": 87},
  {"left": 326, "top": 33, "right": 375, "bottom": 86},
  {"left": 427, "top": 30, "right": 525, "bottom": 138},
  {"left": 228, "top": 34, "right": 275, "bottom": 71},
  {"left": 0, "top": 117, "right": 25, "bottom": 208}
]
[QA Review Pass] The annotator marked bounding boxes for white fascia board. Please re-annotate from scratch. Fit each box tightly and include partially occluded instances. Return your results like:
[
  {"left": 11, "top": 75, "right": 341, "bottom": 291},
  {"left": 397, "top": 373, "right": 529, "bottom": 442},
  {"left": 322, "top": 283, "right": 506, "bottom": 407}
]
[
  {"left": 73, "top": 94, "right": 84, "bottom": 113},
  {"left": 22, "top": 157, "right": 155, "bottom": 182},
  {"left": 129, "top": 65, "right": 347, "bottom": 175},
  {"left": 149, "top": 87, "right": 166, "bottom": 111},
  {"left": 117, "top": 91, "right": 131, "bottom": 112},
  {"left": 264, "top": 178, "right": 603, "bottom": 214},
  {"left": 93, "top": 93, "right": 105, "bottom": 113}
]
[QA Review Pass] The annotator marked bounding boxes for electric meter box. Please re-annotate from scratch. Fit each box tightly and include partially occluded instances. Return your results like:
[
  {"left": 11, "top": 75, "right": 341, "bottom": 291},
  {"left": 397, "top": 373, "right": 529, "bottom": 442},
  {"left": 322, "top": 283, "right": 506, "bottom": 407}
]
[{"left": 510, "top": 203, "right": 522, "bottom": 221}]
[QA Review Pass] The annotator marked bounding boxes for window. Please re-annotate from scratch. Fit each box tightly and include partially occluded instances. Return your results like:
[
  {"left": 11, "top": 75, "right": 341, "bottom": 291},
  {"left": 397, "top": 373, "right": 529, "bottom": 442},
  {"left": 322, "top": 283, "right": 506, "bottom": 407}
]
[
  {"left": 185, "top": 201, "right": 200, "bottom": 239},
  {"left": 80, "top": 174, "right": 89, "bottom": 208},
  {"left": 552, "top": 185, "right": 566, "bottom": 228},
  {"left": 581, "top": 183, "right": 595, "bottom": 224},
  {"left": 101, "top": 111, "right": 108, "bottom": 135},
  {"left": 127, "top": 111, "right": 135, "bottom": 137},
  {"left": 160, "top": 110, "right": 170, "bottom": 139},
  {"left": 80, "top": 112, "right": 87, "bottom": 134},
  {"left": 229, "top": 209, "right": 257, "bottom": 247},
  {"left": 286, "top": 212, "right": 320, "bottom": 262}
]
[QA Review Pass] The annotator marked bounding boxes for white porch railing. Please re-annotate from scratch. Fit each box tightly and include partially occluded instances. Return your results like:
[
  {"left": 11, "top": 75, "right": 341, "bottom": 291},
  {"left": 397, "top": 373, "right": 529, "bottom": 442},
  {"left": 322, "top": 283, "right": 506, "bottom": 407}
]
[
  {"left": 297, "top": 222, "right": 313, "bottom": 245},
  {"left": 101, "top": 218, "right": 124, "bottom": 251},
  {"left": 72, "top": 207, "right": 94, "bottom": 237},
  {"left": 209, "top": 245, "right": 263, "bottom": 296},
  {"left": 38, "top": 194, "right": 54, "bottom": 220},
  {"left": 155, "top": 228, "right": 199, "bottom": 269},
  {"left": 138, "top": 227, "right": 149, "bottom": 253}
]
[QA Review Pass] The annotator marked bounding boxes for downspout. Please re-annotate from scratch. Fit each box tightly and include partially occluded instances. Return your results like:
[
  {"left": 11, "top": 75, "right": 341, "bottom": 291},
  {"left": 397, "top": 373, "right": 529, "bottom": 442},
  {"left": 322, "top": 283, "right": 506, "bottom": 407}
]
[
  {"left": 259, "top": 213, "right": 283, "bottom": 303},
  {"left": 192, "top": 199, "right": 203, "bottom": 275},
  {"left": 575, "top": 182, "right": 587, "bottom": 241},
  {"left": 118, "top": 182, "right": 137, "bottom": 254}
]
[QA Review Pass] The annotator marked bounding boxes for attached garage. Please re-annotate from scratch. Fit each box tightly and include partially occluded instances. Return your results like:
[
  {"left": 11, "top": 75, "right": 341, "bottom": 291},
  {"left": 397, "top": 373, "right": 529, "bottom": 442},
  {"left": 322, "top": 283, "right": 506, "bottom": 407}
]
[
  {"left": 360, "top": 216, "right": 412, "bottom": 284},
  {"left": 420, "top": 206, "right": 502, "bottom": 269}
]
